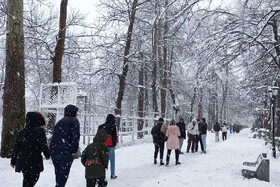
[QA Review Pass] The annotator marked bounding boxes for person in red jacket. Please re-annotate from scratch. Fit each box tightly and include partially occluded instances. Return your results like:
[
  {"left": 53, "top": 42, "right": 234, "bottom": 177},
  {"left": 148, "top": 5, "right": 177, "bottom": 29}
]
[{"left": 98, "top": 114, "right": 118, "bottom": 179}]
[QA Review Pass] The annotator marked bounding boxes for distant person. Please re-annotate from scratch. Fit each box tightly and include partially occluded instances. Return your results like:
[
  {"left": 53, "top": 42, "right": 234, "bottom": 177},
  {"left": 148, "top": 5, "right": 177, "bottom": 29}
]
[
  {"left": 151, "top": 117, "right": 167, "bottom": 165},
  {"left": 186, "top": 119, "right": 198, "bottom": 153},
  {"left": 201, "top": 118, "right": 207, "bottom": 154},
  {"left": 195, "top": 119, "right": 204, "bottom": 153},
  {"left": 81, "top": 129, "right": 109, "bottom": 187},
  {"left": 50, "top": 105, "right": 80, "bottom": 187},
  {"left": 165, "top": 119, "right": 181, "bottom": 166},
  {"left": 176, "top": 118, "right": 186, "bottom": 154},
  {"left": 11, "top": 111, "right": 50, "bottom": 187},
  {"left": 98, "top": 114, "right": 118, "bottom": 179},
  {"left": 213, "top": 122, "right": 221, "bottom": 142},
  {"left": 221, "top": 125, "right": 228, "bottom": 141}
]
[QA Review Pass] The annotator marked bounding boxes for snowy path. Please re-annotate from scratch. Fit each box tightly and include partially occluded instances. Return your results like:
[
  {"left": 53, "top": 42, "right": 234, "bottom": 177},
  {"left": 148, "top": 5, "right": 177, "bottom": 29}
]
[{"left": 1, "top": 129, "right": 280, "bottom": 187}]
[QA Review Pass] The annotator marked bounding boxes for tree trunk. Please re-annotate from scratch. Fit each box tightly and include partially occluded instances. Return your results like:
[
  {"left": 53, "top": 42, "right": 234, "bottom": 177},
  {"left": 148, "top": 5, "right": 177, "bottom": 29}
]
[
  {"left": 1, "top": 0, "right": 25, "bottom": 158},
  {"left": 197, "top": 88, "right": 203, "bottom": 119},
  {"left": 137, "top": 55, "right": 144, "bottom": 139},
  {"left": 152, "top": 0, "right": 159, "bottom": 118},
  {"left": 160, "top": 0, "right": 168, "bottom": 118},
  {"left": 48, "top": 0, "right": 68, "bottom": 134},
  {"left": 52, "top": 0, "right": 68, "bottom": 84},
  {"left": 114, "top": 0, "right": 138, "bottom": 129}
]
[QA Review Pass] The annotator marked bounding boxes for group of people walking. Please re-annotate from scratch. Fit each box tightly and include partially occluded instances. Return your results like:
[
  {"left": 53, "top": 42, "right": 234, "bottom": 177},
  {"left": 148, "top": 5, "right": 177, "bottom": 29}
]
[
  {"left": 213, "top": 122, "right": 229, "bottom": 142},
  {"left": 151, "top": 117, "right": 208, "bottom": 166},
  {"left": 11, "top": 104, "right": 117, "bottom": 187}
]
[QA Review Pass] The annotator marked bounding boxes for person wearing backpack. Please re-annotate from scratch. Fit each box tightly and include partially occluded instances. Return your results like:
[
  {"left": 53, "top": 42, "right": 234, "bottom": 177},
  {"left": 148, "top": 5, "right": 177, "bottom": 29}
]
[
  {"left": 98, "top": 114, "right": 118, "bottom": 179},
  {"left": 81, "top": 129, "right": 109, "bottom": 187},
  {"left": 151, "top": 117, "right": 167, "bottom": 166}
]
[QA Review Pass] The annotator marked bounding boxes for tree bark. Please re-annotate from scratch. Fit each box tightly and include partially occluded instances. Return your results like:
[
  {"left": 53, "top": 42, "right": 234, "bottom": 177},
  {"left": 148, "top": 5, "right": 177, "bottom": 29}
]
[
  {"left": 152, "top": 0, "right": 159, "bottom": 118},
  {"left": 114, "top": 0, "right": 138, "bottom": 129},
  {"left": 52, "top": 0, "right": 68, "bottom": 84},
  {"left": 137, "top": 56, "right": 144, "bottom": 139},
  {"left": 1, "top": 0, "right": 25, "bottom": 158}
]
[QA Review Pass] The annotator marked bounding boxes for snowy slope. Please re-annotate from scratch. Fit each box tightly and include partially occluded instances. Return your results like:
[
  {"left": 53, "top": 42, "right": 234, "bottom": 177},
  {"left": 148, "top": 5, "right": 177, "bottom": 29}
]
[{"left": 0, "top": 129, "right": 279, "bottom": 187}]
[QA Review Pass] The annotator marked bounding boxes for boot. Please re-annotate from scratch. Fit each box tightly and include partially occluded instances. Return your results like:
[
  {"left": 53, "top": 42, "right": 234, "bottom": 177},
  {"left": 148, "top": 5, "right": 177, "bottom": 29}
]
[
  {"left": 165, "top": 161, "right": 169, "bottom": 166},
  {"left": 160, "top": 159, "right": 164, "bottom": 166},
  {"left": 154, "top": 158, "right": 157, "bottom": 165},
  {"left": 176, "top": 161, "right": 181, "bottom": 165}
]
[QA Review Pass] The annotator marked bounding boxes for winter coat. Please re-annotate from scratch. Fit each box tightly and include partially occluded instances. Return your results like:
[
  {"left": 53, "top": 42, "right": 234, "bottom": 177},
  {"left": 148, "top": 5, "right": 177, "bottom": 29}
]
[
  {"left": 50, "top": 105, "right": 80, "bottom": 156},
  {"left": 187, "top": 122, "right": 198, "bottom": 136},
  {"left": 176, "top": 122, "right": 186, "bottom": 139},
  {"left": 221, "top": 126, "right": 228, "bottom": 132},
  {"left": 199, "top": 122, "right": 207, "bottom": 135},
  {"left": 213, "top": 123, "right": 221, "bottom": 132},
  {"left": 98, "top": 114, "right": 117, "bottom": 147},
  {"left": 151, "top": 122, "right": 167, "bottom": 144},
  {"left": 166, "top": 125, "right": 181, "bottom": 150},
  {"left": 81, "top": 129, "right": 109, "bottom": 179},
  {"left": 11, "top": 112, "right": 50, "bottom": 173}
]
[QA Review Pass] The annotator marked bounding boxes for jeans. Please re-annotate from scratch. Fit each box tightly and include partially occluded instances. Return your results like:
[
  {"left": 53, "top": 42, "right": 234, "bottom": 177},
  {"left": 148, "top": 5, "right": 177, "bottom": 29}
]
[
  {"left": 166, "top": 149, "right": 179, "bottom": 163},
  {"left": 187, "top": 134, "right": 196, "bottom": 152},
  {"left": 201, "top": 134, "right": 207, "bottom": 152},
  {"left": 154, "top": 142, "right": 165, "bottom": 160},
  {"left": 222, "top": 132, "right": 227, "bottom": 141},
  {"left": 195, "top": 135, "right": 204, "bottom": 152},
  {"left": 51, "top": 153, "right": 74, "bottom": 187},
  {"left": 215, "top": 131, "right": 219, "bottom": 142},
  {"left": 22, "top": 172, "right": 40, "bottom": 187},
  {"left": 108, "top": 147, "right": 115, "bottom": 176},
  {"left": 179, "top": 138, "right": 184, "bottom": 152}
]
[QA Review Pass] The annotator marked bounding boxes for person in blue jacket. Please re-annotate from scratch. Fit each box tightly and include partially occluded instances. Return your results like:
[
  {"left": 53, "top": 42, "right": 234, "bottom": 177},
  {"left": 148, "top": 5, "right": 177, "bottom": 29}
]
[{"left": 50, "top": 104, "right": 80, "bottom": 187}]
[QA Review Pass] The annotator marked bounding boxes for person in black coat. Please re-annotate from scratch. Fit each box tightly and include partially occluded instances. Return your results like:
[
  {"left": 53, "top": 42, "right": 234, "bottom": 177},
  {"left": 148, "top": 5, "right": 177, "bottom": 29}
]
[
  {"left": 98, "top": 114, "right": 118, "bottom": 179},
  {"left": 195, "top": 119, "right": 204, "bottom": 153},
  {"left": 151, "top": 117, "right": 167, "bottom": 165},
  {"left": 176, "top": 118, "right": 186, "bottom": 154},
  {"left": 50, "top": 104, "right": 80, "bottom": 187},
  {"left": 213, "top": 122, "right": 221, "bottom": 142},
  {"left": 11, "top": 111, "right": 50, "bottom": 187}
]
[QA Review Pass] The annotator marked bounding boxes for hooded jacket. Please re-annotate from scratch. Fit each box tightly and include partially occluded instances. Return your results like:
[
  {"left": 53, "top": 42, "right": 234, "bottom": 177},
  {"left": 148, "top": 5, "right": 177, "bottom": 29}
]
[
  {"left": 98, "top": 114, "right": 117, "bottom": 147},
  {"left": 11, "top": 111, "right": 50, "bottom": 173},
  {"left": 81, "top": 129, "right": 109, "bottom": 179},
  {"left": 50, "top": 105, "right": 80, "bottom": 155}
]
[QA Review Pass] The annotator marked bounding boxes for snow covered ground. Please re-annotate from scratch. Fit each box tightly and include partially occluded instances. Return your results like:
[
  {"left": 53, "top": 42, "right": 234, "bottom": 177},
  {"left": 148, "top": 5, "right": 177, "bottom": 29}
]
[{"left": 1, "top": 128, "right": 280, "bottom": 187}]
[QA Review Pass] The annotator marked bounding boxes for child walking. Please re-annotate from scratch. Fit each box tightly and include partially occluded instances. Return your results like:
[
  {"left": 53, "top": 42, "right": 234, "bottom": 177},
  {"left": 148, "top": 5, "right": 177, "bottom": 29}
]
[{"left": 81, "top": 129, "right": 109, "bottom": 187}]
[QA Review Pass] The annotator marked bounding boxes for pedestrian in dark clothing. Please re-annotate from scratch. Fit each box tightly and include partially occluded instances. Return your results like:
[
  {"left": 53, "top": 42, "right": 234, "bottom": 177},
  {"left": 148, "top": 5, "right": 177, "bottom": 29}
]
[
  {"left": 151, "top": 117, "right": 167, "bottom": 165},
  {"left": 50, "top": 105, "right": 80, "bottom": 187},
  {"left": 176, "top": 118, "right": 186, "bottom": 154},
  {"left": 201, "top": 118, "right": 207, "bottom": 153},
  {"left": 81, "top": 129, "right": 109, "bottom": 187},
  {"left": 11, "top": 111, "right": 50, "bottom": 187},
  {"left": 195, "top": 119, "right": 204, "bottom": 152},
  {"left": 213, "top": 122, "right": 221, "bottom": 142},
  {"left": 186, "top": 120, "right": 198, "bottom": 153},
  {"left": 98, "top": 114, "right": 118, "bottom": 179}
]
